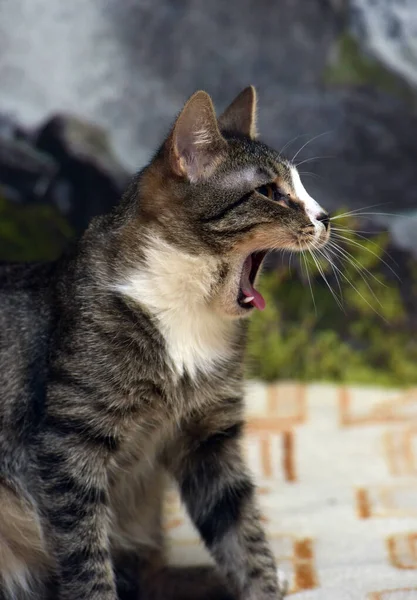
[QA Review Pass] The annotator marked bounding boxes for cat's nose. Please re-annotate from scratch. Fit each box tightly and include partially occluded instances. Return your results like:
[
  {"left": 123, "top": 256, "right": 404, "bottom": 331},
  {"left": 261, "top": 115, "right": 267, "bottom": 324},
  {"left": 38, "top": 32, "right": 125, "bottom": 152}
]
[{"left": 317, "top": 212, "right": 330, "bottom": 231}]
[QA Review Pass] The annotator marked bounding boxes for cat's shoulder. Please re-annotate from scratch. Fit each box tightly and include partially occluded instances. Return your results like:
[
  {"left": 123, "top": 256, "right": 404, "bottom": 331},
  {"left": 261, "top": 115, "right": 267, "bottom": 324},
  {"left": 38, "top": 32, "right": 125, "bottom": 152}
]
[{"left": 0, "top": 261, "right": 56, "bottom": 292}]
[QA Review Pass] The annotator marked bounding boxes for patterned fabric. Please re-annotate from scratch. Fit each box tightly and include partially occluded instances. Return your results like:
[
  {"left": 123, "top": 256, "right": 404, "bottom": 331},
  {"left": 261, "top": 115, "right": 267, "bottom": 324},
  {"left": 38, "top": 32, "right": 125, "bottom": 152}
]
[{"left": 164, "top": 383, "right": 417, "bottom": 599}]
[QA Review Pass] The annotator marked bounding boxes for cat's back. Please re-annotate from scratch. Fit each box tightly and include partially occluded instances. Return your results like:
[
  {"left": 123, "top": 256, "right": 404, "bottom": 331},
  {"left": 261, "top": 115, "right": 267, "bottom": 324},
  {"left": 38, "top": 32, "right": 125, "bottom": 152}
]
[
  {"left": 0, "top": 261, "right": 55, "bottom": 343},
  {"left": 0, "top": 262, "right": 56, "bottom": 427}
]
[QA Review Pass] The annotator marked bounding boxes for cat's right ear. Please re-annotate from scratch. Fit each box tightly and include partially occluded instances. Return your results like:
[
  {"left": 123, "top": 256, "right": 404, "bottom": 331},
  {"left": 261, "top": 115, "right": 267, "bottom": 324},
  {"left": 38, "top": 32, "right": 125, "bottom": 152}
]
[
  {"left": 166, "top": 91, "right": 227, "bottom": 183},
  {"left": 218, "top": 86, "right": 258, "bottom": 139}
]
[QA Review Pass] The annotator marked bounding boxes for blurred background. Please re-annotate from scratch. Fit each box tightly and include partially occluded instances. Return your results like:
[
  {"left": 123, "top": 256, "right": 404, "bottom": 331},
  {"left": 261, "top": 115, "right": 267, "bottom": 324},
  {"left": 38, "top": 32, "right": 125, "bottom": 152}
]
[{"left": 0, "top": 0, "right": 416, "bottom": 386}]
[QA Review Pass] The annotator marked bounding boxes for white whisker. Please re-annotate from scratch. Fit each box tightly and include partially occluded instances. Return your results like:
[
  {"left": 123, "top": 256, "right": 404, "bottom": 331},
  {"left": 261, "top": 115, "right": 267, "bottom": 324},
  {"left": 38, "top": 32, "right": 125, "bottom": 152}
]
[
  {"left": 288, "top": 250, "right": 294, "bottom": 274},
  {"left": 330, "top": 212, "right": 403, "bottom": 220},
  {"left": 330, "top": 233, "right": 400, "bottom": 280},
  {"left": 318, "top": 246, "right": 344, "bottom": 302},
  {"left": 299, "top": 171, "right": 324, "bottom": 181},
  {"left": 308, "top": 247, "right": 344, "bottom": 311},
  {"left": 329, "top": 203, "right": 392, "bottom": 220},
  {"left": 326, "top": 241, "right": 385, "bottom": 308},
  {"left": 301, "top": 250, "right": 317, "bottom": 314},
  {"left": 328, "top": 239, "right": 387, "bottom": 288},
  {"left": 295, "top": 155, "right": 335, "bottom": 168},
  {"left": 315, "top": 243, "right": 387, "bottom": 321},
  {"left": 280, "top": 133, "right": 309, "bottom": 156},
  {"left": 331, "top": 230, "right": 399, "bottom": 267},
  {"left": 331, "top": 226, "right": 385, "bottom": 235},
  {"left": 291, "top": 131, "right": 332, "bottom": 163}
]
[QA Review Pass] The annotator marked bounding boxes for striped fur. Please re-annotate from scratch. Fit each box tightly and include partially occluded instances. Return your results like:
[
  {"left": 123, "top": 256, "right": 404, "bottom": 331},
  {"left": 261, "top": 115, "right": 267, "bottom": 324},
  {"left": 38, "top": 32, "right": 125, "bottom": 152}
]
[{"left": 0, "top": 88, "right": 329, "bottom": 599}]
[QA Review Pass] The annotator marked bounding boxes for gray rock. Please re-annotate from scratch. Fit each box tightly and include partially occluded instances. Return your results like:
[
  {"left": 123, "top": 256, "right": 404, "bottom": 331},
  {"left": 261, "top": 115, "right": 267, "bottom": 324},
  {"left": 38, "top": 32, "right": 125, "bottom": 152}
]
[
  {"left": 349, "top": 0, "right": 417, "bottom": 87},
  {"left": 0, "top": 126, "right": 58, "bottom": 202},
  {"left": 0, "top": 112, "right": 129, "bottom": 235},
  {"left": 0, "top": 0, "right": 416, "bottom": 249},
  {"left": 35, "top": 114, "right": 130, "bottom": 234},
  {"left": 0, "top": 0, "right": 340, "bottom": 170}
]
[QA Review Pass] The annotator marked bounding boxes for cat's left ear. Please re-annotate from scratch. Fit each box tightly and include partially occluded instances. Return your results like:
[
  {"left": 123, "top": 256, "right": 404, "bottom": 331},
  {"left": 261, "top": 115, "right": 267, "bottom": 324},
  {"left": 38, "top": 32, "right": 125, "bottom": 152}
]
[
  {"left": 167, "top": 91, "right": 227, "bottom": 183},
  {"left": 218, "top": 86, "right": 258, "bottom": 139}
]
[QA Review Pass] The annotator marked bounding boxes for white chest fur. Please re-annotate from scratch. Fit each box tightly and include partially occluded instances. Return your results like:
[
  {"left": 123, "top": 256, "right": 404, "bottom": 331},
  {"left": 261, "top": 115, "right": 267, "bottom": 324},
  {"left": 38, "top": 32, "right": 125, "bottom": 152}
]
[{"left": 116, "top": 237, "right": 236, "bottom": 379}]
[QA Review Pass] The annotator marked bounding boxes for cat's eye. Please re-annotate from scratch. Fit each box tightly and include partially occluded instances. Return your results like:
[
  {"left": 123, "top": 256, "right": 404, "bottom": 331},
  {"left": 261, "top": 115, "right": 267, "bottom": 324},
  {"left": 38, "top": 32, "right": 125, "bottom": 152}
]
[
  {"left": 256, "top": 184, "right": 290, "bottom": 207},
  {"left": 256, "top": 185, "right": 273, "bottom": 199}
]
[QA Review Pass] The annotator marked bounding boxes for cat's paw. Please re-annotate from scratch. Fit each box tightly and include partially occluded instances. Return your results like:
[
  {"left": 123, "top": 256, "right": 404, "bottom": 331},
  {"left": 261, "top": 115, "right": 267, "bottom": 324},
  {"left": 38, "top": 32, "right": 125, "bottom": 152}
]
[
  {"left": 277, "top": 567, "right": 289, "bottom": 597},
  {"left": 245, "top": 569, "right": 288, "bottom": 600}
]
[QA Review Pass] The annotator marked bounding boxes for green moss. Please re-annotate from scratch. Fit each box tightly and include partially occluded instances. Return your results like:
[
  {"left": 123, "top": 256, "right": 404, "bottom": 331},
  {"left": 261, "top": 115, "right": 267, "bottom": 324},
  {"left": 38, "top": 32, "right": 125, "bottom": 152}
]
[
  {"left": 324, "top": 32, "right": 413, "bottom": 103},
  {"left": 0, "top": 197, "right": 73, "bottom": 261},
  {"left": 246, "top": 212, "right": 417, "bottom": 386}
]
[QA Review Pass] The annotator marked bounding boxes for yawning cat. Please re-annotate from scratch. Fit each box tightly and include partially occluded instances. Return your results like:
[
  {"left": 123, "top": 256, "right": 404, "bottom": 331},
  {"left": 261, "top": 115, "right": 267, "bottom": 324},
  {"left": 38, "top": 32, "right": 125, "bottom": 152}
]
[{"left": 0, "top": 87, "right": 330, "bottom": 600}]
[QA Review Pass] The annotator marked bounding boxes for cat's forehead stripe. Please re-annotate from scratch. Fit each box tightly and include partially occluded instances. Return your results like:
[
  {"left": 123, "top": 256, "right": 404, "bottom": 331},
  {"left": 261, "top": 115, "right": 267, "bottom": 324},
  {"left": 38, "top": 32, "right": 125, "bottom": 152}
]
[
  {"left": 219, "top": 160, "right": 298, "bottom": 194},
  {"left": 270, "top": 161, "right": 295, "bottom": 194},
  {"left": 289, "top": 166, "right": 323, "bottom": 218},
  {"left": 220, "top": 166, "right": 259, "bottom": 189}
]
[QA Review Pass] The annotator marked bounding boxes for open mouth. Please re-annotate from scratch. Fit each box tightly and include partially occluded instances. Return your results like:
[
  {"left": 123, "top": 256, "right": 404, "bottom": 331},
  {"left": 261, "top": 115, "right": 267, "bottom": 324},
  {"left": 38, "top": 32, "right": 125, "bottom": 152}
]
[{"left": 237, "top": 251, "right": 267, "bottom": 311}]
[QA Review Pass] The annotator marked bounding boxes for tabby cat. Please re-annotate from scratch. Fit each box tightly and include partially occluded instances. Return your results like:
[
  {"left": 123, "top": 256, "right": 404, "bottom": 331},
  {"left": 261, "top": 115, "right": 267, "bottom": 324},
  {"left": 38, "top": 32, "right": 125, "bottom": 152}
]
[{"left": 0, "top": 87, "right": 330, "bottom": 600}]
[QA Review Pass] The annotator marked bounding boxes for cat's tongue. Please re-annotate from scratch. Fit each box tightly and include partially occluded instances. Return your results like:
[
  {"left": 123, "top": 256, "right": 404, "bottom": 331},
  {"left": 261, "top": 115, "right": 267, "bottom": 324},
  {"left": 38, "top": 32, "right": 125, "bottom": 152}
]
[{"left": 241, "top": 256, "right": 266, "bottom": 311}]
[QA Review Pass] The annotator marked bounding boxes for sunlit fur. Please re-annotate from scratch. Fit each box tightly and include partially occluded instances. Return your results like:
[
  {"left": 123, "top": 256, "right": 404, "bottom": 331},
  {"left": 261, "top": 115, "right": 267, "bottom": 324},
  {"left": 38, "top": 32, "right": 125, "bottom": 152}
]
[{"left": 116, "top": 236, "right": 237, "bottom": 379}]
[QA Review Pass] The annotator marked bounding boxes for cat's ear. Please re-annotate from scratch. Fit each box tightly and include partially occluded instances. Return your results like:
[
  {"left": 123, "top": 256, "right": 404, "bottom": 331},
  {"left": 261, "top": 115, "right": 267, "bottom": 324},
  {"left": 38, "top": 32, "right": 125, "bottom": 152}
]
[
  {"left": 167, "top": 91, "right": 227, "bottom": 182},
  {"left": 218, "top": 86, "right": 258, "bottom": 139}
]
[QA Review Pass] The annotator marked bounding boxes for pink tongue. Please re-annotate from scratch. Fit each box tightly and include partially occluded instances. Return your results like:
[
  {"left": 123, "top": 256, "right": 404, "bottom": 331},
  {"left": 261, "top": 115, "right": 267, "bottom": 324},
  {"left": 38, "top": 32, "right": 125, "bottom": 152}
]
[
  {"left": 241, "top": 257, "right": 266, "bottom": 310},
  {"left": 242, "top": 284, "right": 266, "bottom": 310}
]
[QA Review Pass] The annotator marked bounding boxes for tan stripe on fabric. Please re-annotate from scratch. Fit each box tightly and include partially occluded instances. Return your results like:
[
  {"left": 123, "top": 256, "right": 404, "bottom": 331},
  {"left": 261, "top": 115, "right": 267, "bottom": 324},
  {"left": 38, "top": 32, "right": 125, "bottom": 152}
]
[
  {"left": 282, "top": 431, "right": 296, "bottom": 482},
  {"left": 356, "top": 488, "right": 371, "bottom": 519},
  {"left": 293, "top": 538, "right": 318, "bottom": 591}
]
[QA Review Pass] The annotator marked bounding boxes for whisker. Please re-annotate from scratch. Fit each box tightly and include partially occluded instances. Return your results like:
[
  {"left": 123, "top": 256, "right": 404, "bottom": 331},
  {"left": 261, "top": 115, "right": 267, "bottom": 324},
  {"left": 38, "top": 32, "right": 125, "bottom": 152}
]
[
  {"left": 301, "top": 250, "right": 317, "bottom": 314},
  {"left": 331, "top": 225, "right": 397, "bottom": 261},
  {"left": 280, "top": 133, "right": 310, "bottom": 156},
  {"left": 331, "top": 226, "right": 385, "bottom": 235},
  {"left": 330, "top": 233, "right": 400, "bottom": 280},
  {"left": 299, "top": 171, "right": 324, "bottom": 181},
  {"left": 288, "top": 250, "right": 294, "bottom": 274},
  {"left": 318, "top": 246, "right": 344, "bottom": 302},
  {"left": 315, "top": 244, "right": 387, "bottom": 321},
  {"left": 331, "top": 230, "right": 399, "bottom": 267},
  {"left": 295, "top": 155, "right": 335, "bottom": 168},
  {"left": 308, "top": 247, "right": 344, "bottom": 311},
  {"left": 291, "top": 131, "right": 332, "bottom": 163},
  {"left": 330, "top": 212, "right": 404, "bottom": 220},
  {"left": 326, "top": 241, "right": 386, "bottom": 307},
  {"left": 329, "top": 203, "right": 392, "bottom": 220}
]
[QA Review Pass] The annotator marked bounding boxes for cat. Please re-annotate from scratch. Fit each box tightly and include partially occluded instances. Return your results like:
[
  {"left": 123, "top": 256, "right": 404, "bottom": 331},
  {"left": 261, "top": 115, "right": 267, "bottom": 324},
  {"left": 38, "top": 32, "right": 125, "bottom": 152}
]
[{"left": 0, "top": 86, "right": 330, "bottom": 600}]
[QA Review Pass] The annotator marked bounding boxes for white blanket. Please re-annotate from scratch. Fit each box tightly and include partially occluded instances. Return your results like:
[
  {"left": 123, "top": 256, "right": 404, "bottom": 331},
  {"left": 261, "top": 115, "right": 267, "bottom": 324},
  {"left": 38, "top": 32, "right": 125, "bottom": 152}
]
[{"left": 166, "top": 382, "right": 417, "bottom": 599}]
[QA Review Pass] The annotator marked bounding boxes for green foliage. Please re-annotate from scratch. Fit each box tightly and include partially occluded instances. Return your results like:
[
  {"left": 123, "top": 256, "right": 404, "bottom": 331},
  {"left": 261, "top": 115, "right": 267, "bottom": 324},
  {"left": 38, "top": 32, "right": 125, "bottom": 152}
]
[
  {"left": 324, "top": 33, "right": 413, "bottom": 104},
  {"left": 0, "top": 196, "right": 73, "bottom": 261},
  {"left": 246, "top": 214, "right": 417, "bottom": 386}
]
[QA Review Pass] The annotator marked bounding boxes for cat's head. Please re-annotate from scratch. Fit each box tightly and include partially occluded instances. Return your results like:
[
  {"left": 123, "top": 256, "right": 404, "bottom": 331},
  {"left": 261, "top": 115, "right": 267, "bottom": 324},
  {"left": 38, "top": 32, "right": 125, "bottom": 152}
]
[{"left": 124, "top": 87, "right": 330, "bottom": 319}]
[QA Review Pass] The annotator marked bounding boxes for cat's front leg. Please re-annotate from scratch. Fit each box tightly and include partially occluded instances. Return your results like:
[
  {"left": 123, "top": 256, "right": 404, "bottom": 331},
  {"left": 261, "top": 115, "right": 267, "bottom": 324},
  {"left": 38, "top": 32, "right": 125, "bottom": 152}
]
[
  {"left": 34, "top": 422, "right": 117, "bottom": 599},
  {"left": 168, "top": 411, "right": 284, "bottom": 600}
]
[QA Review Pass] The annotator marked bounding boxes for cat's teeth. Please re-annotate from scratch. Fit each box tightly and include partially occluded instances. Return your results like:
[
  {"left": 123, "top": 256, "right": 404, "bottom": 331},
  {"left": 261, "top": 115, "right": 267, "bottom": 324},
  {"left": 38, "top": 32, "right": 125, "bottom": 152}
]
[{"left": 243, "top": 296, "right": 254, "bottom": 303}]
